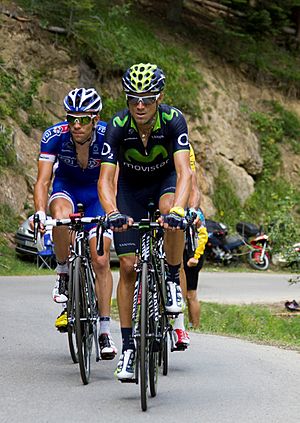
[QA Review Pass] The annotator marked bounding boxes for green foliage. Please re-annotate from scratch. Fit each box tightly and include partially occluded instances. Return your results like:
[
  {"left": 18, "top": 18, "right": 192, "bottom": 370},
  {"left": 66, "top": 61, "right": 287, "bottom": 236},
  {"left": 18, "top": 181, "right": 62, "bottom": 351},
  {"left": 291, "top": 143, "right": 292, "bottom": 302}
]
[
  {"left": 0, "top": 62, "right": 51, "bottom": 137},
  {"left": 212, "top": 101, "right": 300, "bottom": 256},
  {"left": 0, "top": 241, "right": 53, "bottom": 276},
  {"left": 183, "top": 0, "right": 300, "bottom": 96},
  {"left": 28, "top": 112, "right": 52, "bottom": 130},
  {"left": 14, "top": 0, "right": 204, "bottom": 115},
  {"left": 212, "top": 166, "right": 243, "bottom": 229},
  {"left": 111, "top": 299, "right": 300, "bottom": 349},
  {"left": 0, "top": 204, "right": 19, "bottom": 233},
  {"left": 200, "top": 302, "right": 300, "bottom": 348},
  {"left": 0, "top": 127, "right": 17, "bottom": 168},
  {"left": 245, "top": 103, "right": 300, "bottom": 257}
]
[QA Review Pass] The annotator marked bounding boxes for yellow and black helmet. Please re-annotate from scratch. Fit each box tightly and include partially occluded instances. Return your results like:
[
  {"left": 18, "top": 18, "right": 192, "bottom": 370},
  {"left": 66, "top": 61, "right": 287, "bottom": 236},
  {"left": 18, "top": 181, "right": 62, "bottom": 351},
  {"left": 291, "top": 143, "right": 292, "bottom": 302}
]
[{"left": 122, "top": 63, "right": 165, "bottom": 94}]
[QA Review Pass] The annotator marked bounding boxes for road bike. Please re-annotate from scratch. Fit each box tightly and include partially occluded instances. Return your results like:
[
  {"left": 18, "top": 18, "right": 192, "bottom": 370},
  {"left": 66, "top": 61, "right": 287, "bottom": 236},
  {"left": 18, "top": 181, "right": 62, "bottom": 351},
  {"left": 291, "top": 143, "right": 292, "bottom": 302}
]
[
  {"left": 34, "top": 210, "right": 106, "bottom": 385},
  {"left": 128, "top": 218, "right": 172, "bottom": 411},
  {"left": 120, "top": 205, "right": 194, "bottom": 411}
]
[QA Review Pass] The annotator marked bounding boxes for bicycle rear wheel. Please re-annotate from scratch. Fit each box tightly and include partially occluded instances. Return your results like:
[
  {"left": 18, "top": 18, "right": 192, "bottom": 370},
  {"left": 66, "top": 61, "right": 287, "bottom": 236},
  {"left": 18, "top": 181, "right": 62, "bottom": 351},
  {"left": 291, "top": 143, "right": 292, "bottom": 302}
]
[
  {"left": 140, "top": 261, "right": 149, "bottom": 411},
  {"left": 67, "top": 262, "right": 78, "bottom": 363},
  {"left": 74, "top": 256, "right": 93, "bottom": 385}
]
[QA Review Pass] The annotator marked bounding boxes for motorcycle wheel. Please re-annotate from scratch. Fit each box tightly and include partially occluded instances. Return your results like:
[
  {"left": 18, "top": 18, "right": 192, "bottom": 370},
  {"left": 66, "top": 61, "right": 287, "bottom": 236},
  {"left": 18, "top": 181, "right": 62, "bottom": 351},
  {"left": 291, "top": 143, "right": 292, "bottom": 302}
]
[{"left": 248, "top": 250, "right": 269, "bottom": 271}]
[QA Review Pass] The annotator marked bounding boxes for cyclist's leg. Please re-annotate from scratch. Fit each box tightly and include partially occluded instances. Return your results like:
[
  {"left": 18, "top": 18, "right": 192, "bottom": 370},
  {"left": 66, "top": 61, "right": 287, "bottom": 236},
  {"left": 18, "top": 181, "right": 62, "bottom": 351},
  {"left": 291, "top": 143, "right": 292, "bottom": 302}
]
[
  {"left": 114, "top": 177, "right": 149, "bottom": 379},
  {"left": 85, "top": 189, "right": 117, "bottom": 359},
  {"left": 49, "top": 179, "right": 75, "bottom": 263},
  {"left": 49, "top": 180, "right": 75, "bottom": 316},
  {"left": 186, "top": 290, "right": 200, "bottom": 328},
  {"left": 89, "top": 233, "right": 117, "bottom": 359},
  {"left": 184, "top": 252, "right": 204, "bottom": 328},
  {"left": 158, "top": 172, "right": 185, "bottom": 314}
]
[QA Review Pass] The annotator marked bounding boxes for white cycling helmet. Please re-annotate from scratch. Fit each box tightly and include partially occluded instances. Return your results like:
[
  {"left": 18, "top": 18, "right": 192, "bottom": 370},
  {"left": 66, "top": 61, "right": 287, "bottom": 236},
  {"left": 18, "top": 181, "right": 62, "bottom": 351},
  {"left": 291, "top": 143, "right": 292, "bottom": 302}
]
[{"left": 64, "top": 87, "right": 102, "bottom": 113}]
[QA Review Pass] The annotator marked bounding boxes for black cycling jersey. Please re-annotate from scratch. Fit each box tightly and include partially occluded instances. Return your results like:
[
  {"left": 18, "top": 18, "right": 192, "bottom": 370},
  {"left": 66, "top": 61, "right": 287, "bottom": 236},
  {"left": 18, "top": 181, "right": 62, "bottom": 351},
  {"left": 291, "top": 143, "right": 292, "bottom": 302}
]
[{"left": 101, "top": 103, "right": 190, "bottom": 186}]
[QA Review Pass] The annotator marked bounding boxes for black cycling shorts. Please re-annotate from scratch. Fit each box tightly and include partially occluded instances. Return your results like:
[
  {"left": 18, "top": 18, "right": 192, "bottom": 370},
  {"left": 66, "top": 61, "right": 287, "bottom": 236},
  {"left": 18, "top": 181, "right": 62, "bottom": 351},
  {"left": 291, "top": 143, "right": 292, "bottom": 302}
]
[
  {"left": 114, "top": 171, "right": 176, "bottom": 256},
  {"left": 183, "top": 249, "right": 205, "bottom": 291}
]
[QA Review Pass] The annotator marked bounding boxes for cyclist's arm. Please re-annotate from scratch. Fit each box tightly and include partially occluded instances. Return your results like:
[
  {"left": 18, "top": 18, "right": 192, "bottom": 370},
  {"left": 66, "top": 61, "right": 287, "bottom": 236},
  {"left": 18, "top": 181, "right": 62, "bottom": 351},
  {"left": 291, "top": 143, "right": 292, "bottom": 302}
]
[
  {"left": 98, "top": 163, "right": 118, "bottom": 214},
  {"left": 194, "top": 226, "right": 208, "bottom": 259},
  {"left": 188, "top": 171, "right": 201, "bottom": 209},
  {"left": 34, "top": 160, "right": 53, "bottom": 213},
  {"left": 173, "top": 150, "right": 192, "bottom": 209}
]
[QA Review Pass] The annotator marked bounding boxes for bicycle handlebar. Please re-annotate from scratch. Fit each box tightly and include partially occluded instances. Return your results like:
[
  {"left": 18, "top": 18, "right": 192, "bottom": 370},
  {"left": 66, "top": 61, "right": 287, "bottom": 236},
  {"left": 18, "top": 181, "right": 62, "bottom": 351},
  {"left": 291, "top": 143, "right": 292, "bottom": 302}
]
[
  {"left": 130, "top": 217, "right": 196, "bottom": 231},
  {"left": 42, "top": 216, "right": 106, "bottom": 227},
  {"left": 33, "top": 213, "right": 108, "bottom": 256}
]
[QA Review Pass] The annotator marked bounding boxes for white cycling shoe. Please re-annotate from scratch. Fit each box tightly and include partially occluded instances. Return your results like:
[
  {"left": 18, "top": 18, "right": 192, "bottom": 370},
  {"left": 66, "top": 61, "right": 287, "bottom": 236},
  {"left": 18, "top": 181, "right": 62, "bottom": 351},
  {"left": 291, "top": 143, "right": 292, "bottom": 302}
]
[
  {"left": 52, "top": 273, "right": 68, "bottom": 303},
  {"left": 166, "top": 281, "right": 183, "bottom": 314},
  {"left": 115, "top": 349, "right": 135, "bottom": 380}
]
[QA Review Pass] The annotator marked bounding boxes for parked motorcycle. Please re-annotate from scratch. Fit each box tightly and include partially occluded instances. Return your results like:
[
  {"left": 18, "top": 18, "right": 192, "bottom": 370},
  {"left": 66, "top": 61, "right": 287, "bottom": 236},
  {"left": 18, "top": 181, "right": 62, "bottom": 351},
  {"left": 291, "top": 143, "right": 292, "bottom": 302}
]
[
  {"left": 205, "top": 220, "right": 243, "bottom": 265},
  {"left": 205, "top": 220, "right": 271, "bottom": 270},
  {"left": 236, "top": 222, "right": 271, "bottom": 270}
]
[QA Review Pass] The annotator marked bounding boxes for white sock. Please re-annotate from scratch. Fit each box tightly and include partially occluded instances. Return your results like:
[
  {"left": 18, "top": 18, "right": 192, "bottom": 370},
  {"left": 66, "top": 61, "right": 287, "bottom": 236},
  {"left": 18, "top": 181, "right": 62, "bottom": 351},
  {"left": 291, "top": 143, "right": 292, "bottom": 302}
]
[
  {"left": 173, "top": 313, "right": 185, "bottom": 331},
  {"left": 56, "top": 262, "right": 68, "bottom": 273},
  {"left": 99, "top": 316, "right": 111, "bottom": 335}
]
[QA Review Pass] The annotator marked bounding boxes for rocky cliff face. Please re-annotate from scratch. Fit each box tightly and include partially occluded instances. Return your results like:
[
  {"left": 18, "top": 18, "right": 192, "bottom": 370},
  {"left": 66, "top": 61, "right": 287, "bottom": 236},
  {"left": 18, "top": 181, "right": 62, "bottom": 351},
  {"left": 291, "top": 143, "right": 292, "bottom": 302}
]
[{"left": 0, "top": 9, "right": 299, "bottom": 220}]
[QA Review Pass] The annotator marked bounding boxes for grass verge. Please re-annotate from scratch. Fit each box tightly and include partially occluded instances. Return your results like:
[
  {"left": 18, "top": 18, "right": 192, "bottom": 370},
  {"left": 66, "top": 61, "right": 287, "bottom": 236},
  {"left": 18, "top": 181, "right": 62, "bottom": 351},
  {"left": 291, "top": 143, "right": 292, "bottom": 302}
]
[
  {"left": 0, "top": 243, "right": 53, "bottom": 276},
  {"left": 111, "top": 299, "right": 300, "bottom": 350}
]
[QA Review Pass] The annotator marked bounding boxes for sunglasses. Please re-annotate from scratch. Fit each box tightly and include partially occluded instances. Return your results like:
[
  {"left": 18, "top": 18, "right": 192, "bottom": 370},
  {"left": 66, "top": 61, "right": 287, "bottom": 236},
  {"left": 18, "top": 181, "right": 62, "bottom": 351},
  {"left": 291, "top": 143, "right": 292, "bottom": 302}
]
[
  {"left": 126, "top": 94, "right": 160, "bottom": 106},
  {"left": 66, "top": 114, "right": 96, "bottom": 125}
]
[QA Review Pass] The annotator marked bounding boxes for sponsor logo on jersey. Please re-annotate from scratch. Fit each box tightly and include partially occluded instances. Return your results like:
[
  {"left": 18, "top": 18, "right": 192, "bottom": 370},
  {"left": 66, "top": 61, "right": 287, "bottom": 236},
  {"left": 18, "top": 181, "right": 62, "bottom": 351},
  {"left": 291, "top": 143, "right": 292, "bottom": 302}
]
[
  {"left": 125, "top": 145, "right": 168, "bottom": 163},
  {"left": 177, "top": 133, "right": 189, "bottom": 146},
  {"left": 113, "top": 115, "right": 129, "bottom": 128},
  {"left": 161, "top": 108, "right": 179, "bottom": 124},
  {"left": 42, "top": 123, "right": 69, "bottom": 144},
  {"left": 58, "top": 155, "right": 101, "bottom": 169},
  {"left": 97, "top": 123, "right": 106, "bottom": 134},
  {"left": 124, "top": 159, "right": 170, "bottom": 172},
  {"left": 101, "top": 142, "right": 114, "bottom": 160}
]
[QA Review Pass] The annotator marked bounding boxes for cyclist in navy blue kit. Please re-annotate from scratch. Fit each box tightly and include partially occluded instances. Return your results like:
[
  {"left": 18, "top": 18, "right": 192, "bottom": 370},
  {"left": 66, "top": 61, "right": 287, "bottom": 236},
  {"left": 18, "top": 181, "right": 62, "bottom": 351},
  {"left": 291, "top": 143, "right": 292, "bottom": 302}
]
[
  {"left": 98, "top": 63, "right": 192, "bottom": 380},
  {"left": 33, "top": 88, "right": 117, "bottom": 360}
]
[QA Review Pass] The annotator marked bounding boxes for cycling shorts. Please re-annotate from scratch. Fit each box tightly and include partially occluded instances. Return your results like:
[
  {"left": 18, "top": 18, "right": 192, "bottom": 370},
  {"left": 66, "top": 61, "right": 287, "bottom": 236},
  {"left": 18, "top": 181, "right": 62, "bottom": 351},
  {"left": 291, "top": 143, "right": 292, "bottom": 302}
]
[
  {"left": 49, "top": 178, "right": 112, "bottom": 239},
  {"left": 183, "top": 249, "right": 204, "bottom": 291},
  {"left": 114, "top": 171, "right": 176, "bottom": 256}
]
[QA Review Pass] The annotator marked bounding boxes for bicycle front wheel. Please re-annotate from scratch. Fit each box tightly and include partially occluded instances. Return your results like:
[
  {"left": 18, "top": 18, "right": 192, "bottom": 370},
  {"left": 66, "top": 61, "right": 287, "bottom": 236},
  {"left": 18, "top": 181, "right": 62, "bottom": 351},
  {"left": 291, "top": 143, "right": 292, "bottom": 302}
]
[
  {"left": 67, "top": 262, "right": 78, "bottom": 364},
  {"left": 159, "top": 257, "right": 169, "bottom": 376},
  {"left": 149, "top": 322, "right": 159, "bottom": 397},
  {"left": 74, "top": 256, "right": 93, "bottom": 385},
  {"left": 140, "top": 261, "right": 149, "bottom": 411}
]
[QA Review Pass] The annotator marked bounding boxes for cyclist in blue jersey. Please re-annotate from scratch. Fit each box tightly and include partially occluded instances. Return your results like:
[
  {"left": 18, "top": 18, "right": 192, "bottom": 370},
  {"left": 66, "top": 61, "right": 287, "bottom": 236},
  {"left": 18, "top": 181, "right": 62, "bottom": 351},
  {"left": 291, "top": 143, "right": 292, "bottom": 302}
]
[
  {"left": 98, "top": 63, "right": 192, "bottom": 380},
  {"left": 33, "top": 88, "right": 117, "bottom": 360}
]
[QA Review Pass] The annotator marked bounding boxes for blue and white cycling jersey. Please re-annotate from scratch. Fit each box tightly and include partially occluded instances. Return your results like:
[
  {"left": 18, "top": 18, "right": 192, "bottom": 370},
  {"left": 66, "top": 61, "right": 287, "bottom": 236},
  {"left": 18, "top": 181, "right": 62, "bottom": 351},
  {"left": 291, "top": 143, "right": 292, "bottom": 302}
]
[{"left": 39, "top": 120, "right": 106, "bottom": 185}]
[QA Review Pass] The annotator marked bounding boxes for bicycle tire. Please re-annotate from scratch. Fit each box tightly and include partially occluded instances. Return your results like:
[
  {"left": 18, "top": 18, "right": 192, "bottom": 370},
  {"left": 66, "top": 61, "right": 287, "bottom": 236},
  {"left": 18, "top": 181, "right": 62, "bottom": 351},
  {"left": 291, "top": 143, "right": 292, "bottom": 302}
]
[
  {"left": 140, "top": 261, "right": 149, "bottom": 411},
  {"left": 162, "top": 318, "right": 169, "bottom": 376},
  {"left": 67, "top": 261, "right": 78, "bottom": 364},
  {"left": 149, "top": 320, "right": 159, "bottom": 397},
  {"left": 159, "top": 257, "right": 169, "bottom": 376},
  {"left": 74, "top": 256, "right": 93, "bottom": 385}
]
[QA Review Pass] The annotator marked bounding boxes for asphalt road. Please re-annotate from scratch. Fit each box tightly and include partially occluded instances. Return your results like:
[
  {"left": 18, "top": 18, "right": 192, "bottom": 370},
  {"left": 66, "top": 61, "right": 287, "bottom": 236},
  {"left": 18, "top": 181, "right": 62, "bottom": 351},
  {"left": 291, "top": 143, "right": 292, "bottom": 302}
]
[
  {"left": 1, "top": 274, "right": 300, "bottom": 422},
  {"left": 111, "top": 270, "right": 300, "bottom": 305}
]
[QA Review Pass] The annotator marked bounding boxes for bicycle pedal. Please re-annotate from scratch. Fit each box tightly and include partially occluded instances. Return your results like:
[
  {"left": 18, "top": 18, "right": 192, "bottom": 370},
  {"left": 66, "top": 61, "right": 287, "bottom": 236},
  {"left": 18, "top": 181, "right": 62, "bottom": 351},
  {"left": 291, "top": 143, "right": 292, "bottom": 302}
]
[
  {"left": 119, "top": 378, "right": 137, "bottom": 384},
  {"left": 166, "top": 312, "right": 180, "bottom": 317},
  {"left": 171, "top": 345, "right": 188, "bottom": 352},
  {"left": 100, "top": 352, "right": 117, "bottom": 361},
  {"left": 56, "top": 326, "right": 68, "bottom": 333}
]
